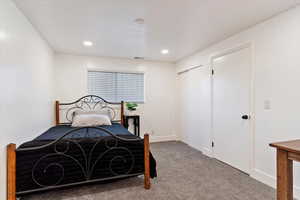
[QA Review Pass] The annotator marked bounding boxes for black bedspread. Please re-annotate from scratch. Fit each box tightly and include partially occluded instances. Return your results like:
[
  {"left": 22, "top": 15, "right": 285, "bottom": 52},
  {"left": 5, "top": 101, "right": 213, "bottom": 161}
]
[
  {"left": 34, "top": 123, "right": 133, "bottom": 140},
  {"left": 16, "top": 123, "right": 157, "bottom": 194}
]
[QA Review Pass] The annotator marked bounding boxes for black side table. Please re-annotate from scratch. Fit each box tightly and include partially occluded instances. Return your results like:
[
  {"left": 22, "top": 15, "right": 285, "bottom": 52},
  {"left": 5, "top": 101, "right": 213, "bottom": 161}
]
[{"left": 124, "top": 115, "right": 140, "bottom": 137}]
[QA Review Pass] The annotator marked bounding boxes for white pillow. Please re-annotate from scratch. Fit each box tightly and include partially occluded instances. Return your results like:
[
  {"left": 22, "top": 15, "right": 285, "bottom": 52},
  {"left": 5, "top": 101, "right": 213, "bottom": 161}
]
[
  {"left": 73, "top": 110, "right": 113, "bottom": 120},
  {"left": 71, "top": 111, "right": 112, "bottom": 127}
]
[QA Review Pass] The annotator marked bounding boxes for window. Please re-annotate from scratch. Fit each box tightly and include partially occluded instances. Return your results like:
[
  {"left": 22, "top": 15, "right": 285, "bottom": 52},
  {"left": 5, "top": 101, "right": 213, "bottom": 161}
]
[{"left": 88, "top": 71, "right": 144, "bottom": 102}]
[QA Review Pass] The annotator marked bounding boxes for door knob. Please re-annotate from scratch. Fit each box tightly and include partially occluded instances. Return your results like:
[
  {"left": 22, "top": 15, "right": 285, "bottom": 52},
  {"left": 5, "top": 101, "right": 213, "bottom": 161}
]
[{"left": 242, "top": 115, "right": 249, "bottom": 120}]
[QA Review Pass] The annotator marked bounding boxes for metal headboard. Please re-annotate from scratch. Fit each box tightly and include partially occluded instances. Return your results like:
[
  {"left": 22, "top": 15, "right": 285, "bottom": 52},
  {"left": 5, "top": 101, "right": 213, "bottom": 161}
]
[{"left": 55, "top": 95, "right": 124, "bottom": 125}]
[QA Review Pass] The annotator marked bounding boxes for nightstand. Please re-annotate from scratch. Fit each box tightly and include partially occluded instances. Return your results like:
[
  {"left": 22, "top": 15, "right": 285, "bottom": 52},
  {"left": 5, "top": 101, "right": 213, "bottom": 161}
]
[{"left": 124, "top": 115, "right": 140, "bottom": 137}]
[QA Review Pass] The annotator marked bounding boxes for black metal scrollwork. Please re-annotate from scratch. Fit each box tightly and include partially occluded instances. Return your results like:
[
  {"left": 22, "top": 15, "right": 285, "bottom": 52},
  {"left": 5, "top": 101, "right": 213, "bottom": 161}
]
[
  {"left": 18, "top": 127, "right": 143, "bottom": 189},
  {"left": 59, "top": 95, "right": 120, "bottom": 124}
]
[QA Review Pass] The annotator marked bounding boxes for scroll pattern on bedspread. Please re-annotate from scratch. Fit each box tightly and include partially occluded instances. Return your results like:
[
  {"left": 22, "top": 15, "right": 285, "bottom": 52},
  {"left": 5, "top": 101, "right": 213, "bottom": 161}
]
[{"left": 16, "top": 127, "right": 153, "bottom": 194}]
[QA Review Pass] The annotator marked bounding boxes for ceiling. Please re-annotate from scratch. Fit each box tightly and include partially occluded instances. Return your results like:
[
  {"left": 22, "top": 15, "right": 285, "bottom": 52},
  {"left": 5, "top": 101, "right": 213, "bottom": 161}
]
[{"left": 14, "top": 0, "right": 299, "bottom": 62}]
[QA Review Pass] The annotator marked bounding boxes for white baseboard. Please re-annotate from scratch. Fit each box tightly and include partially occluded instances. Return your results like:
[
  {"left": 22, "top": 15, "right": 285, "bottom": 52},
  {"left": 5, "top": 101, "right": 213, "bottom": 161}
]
[
  {"left": 183, "top": 142, "right": 213, "bottom": 157},
  {"left": 150, "top": 135, "right": 178, "bottom": 143},
  {"left": 251, "top": 169, "right": 276, "bottom": 188},
  {"left": 251, "top": 168, "right": 300, "bottom": 199},
  {"left": 179, "top": 140, "right": 300, "bottom": 199},
  {"left": 197, "top": 148, "right": 300, "bottom": 199},
  {"left": 201, "top": 147, "right": 212, "bottom": 157}
]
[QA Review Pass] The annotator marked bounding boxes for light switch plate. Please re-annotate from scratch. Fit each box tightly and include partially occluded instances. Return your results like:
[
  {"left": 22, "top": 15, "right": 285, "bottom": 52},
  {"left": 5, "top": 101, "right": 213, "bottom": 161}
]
[{"left": 264, "top": 100, "right": 271, "bottom": 110}]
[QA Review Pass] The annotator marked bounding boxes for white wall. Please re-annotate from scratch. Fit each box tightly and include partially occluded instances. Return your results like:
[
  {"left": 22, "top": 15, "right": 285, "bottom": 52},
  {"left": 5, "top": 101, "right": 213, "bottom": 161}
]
[
  {"left": 176, "top": 5, "right": 300, "bottom": 197},
  {"left": 177, "top": 67, "right": 212, "bottom": 155},
  {"left": 53, "top": 53, "right": 177, "bottom": 142},
  {"left": 0, "top": 0, "right": 54, "bottom": 198}
]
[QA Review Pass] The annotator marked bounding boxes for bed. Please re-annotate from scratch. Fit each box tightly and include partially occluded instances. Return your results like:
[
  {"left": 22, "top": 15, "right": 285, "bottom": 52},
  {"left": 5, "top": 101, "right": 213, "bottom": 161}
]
[{"left": 6, "top": 95, "right": 156, "bottom": 200}]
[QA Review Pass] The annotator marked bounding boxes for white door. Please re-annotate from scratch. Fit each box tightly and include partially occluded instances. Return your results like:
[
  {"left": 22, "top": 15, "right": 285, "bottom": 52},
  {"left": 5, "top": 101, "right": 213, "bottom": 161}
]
[{"left": 212, "top": 47, "right": 251, "bottom": 174}]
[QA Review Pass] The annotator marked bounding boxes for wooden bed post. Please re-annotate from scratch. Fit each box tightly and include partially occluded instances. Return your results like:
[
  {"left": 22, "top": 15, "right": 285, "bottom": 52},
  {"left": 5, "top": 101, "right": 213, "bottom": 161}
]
[
  {"left": 121, "top": 101, "right": 125, "bottom": 125},
  {"left": 55, "top": 100, "right": 60, "bottom": 125},
  {"left": 7, "top": 144, "right": 16, "bottom": 200},
  {"left": 144, "top": 134, "right": 150, "bottom": 189}
]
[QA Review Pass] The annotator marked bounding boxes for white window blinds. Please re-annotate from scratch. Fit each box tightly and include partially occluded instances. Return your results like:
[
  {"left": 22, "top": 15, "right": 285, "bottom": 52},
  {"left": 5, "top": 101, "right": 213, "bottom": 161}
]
[{"left": 88, "top": 71, "right": 144, "bottom": 102}]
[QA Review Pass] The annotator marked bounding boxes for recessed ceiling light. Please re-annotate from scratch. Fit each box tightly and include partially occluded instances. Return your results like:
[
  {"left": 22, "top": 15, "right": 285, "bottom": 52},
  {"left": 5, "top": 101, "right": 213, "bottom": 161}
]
[
  {"left": 161, "top": 49, "right": 169, "bottom": 55},
  {"left": 83, "top": 41, "right": 93, "bottom": 47}
]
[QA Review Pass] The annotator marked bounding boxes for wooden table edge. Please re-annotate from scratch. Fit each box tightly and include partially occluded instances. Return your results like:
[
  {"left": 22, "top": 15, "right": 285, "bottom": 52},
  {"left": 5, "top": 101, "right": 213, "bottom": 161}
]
[{"left": 270, "top": 140, "right": 300, "bottom": 155}]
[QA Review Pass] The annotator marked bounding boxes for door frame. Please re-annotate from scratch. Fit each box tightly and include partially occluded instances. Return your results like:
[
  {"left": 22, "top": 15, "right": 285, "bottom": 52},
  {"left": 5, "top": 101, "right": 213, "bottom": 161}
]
[{"left": 210, "top": 42, "right": 255, "bottom": 174}]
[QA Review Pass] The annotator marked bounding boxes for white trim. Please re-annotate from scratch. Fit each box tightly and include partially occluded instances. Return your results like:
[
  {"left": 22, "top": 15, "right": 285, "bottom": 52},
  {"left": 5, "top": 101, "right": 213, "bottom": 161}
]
[
  {"left": 201, "top": 147, "right": 213, "bottom": 157},
  {"left": 210, "top": 42, "right": 252, "bottom": 59},
  {"left": 87, "top": 67, "right": 145, "bottom": 74},
  {"left": 251, "top": 169, "right": 300, "bottom": 199},
  {"left": 177, "top": 65, "right": 204, "bottom": 75},
  {"left": 250, "top": 41, "right": 257, "bottom": 176},
  {"left": 192, "top": 145, "right": 212, "bottom": 157},
  {"left": 149, "top": 135, "right": 178, "bottom": 143},
  {"left": 210, "top": 42, "right": 255, "bottom": 175},
  {"left": 181, "top": 141, "right": 213, "bottom": 157},
  {"left": 251, "top": 169, "right": 276, "bottom": 188}
]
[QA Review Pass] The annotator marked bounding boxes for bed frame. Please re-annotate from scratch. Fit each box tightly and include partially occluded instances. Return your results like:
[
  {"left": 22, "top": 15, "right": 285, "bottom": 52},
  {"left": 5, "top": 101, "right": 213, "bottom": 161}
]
[{"left": 7, "top": 95, "right": 151, "bottom": 200}]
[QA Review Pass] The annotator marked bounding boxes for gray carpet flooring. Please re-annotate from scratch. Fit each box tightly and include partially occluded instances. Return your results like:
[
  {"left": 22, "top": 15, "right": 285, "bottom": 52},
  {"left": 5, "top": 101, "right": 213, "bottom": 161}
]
[{"left": 22, "top": 141, "right": 275, "bottom": 200}]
